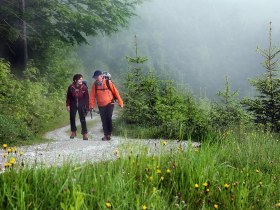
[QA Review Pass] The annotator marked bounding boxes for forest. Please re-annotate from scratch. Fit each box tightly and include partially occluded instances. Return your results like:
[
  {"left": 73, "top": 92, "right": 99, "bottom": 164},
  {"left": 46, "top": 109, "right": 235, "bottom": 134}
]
[
  {"left": 1, "top": 1, "right": 280, "bottom": 209},
  {"left": 1, "top": 0, "right": 280, "bottom": 144}
]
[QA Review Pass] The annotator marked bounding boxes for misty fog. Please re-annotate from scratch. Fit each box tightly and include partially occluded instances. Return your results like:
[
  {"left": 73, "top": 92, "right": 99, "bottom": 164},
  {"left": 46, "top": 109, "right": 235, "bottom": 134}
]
[{"left": 78, "top": 0, "right": 280, "bottom": 98}]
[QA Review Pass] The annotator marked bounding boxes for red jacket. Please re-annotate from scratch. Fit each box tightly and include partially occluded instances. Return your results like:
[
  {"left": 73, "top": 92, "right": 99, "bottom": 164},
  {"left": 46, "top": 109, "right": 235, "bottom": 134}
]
[
  {"left": 90, "top": 79, "right": 123, "bottom": 108},
  {"left": 66, "top": 83, "right": 89, "bottom": 110}
]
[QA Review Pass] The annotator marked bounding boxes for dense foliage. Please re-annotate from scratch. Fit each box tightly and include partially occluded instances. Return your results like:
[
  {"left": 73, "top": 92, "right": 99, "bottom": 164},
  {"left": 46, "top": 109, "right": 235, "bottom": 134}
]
[
  {"left": 0, "top": 58, "right": 71, "bottom": 144},
  {"left": 0, "top": 40, "right": 84, "bottom": 144}
]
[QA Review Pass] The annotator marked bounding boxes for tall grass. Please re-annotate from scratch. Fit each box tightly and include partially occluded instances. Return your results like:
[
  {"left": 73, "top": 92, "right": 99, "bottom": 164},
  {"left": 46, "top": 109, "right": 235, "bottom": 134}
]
[{"left": 0, "top": 130, "right": 279, "bottom": 209}]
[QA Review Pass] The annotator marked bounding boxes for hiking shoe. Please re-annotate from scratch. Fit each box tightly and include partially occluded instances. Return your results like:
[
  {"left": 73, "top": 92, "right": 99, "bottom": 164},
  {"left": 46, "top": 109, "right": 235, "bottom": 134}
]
[
  {"left": 102, "top": 135, "right": 111, "bottom": 141},
  {"left": 83, "top": 133, "right": 88, "bottom": 140},
  {"left": 70, "top": 131, "right": 77, "bottom": 139}
]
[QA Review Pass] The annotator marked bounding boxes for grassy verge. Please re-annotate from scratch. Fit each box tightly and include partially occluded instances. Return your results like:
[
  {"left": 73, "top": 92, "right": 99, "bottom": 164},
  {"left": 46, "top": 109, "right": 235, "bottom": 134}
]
[
  {"left": 1, "top": 129, "right": 279, "bottom": 209},
  {"left": 113, "top": 119, "right": 163, "bottom": 139},
  {"left": 12, "top": 112, "right": 70, "bottom": 146}
]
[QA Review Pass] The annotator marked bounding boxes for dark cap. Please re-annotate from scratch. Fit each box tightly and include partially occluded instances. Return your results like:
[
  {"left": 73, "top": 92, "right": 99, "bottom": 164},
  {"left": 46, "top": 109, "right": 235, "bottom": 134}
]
[{"left": 92, "top": 70, "right": 103, "bottom": 78}]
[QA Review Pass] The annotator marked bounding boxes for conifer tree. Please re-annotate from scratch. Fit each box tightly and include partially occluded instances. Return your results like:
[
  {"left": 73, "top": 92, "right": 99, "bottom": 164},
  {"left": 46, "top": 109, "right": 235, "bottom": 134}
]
[
  {"left": 242, "top": 22, "right": 280, "bottom": 131},
  {"left": 211, "top": 76, "right": 246, "bottom": 128},
  {"left": 123, "top": 35, "right": 149, "bottom": 124}
]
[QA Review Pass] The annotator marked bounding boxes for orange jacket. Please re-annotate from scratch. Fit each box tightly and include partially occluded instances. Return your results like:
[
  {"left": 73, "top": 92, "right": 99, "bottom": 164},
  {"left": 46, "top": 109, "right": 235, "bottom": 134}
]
[{"left": 90, "top": 79, "right": 123, "bottom": 108}]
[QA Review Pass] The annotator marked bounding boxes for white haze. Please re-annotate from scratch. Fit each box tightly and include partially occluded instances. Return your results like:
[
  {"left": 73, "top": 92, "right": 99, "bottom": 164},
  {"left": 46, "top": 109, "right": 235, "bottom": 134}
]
[{"left": 79, "top": 0, "right": 280, "bottom": 98}]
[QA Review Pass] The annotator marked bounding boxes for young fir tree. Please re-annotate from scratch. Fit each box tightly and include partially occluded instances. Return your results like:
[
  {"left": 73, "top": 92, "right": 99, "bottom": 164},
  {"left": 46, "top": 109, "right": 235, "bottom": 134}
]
[
  {"left": 242, "top": 22, "right": 280, "bottom": 131},
  {"left": 123, "top": 35, "right": 149, "bottom": 124},
  {"left": 141, "top": 71, "right": 160, "bottom": 125},
  {"left": 156, "top": 80, "right": 184, "bottom": 138},
  {"left": 211, "top": 76, "right": 246, "bottom": 129}
]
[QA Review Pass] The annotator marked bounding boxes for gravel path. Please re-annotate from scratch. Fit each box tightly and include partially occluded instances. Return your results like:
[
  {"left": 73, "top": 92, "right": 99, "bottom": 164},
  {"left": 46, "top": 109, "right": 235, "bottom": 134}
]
[{"left": 2, "top": 114, "right": 200, "bottom": 168}]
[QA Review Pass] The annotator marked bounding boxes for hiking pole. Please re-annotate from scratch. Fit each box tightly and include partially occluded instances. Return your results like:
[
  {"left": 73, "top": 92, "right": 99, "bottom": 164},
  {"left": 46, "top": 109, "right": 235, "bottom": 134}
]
[
  {"left": 93, "top": 109, "right": 100, "bottom": 114},
  {"left": 90, "top": 109, "right": 99, "bottom": 118}
]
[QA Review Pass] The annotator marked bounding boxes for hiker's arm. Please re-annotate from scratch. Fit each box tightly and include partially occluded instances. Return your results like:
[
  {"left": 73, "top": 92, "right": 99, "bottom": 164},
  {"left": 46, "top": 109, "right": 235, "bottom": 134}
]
[
  {"left": 66, "top": 86, "right": 71, "bottom": 111},
  {"left": 110, "top": 82, "right": 123, "bottom": 108},
  {"left": 85, "top": 86, "right": 90, "bottom": 111}
]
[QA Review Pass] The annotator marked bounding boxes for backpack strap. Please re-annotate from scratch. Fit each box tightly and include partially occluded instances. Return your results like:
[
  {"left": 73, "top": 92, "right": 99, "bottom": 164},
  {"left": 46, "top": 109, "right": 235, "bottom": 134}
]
[
  {"left": 106, "top": 80, "right": 117, "bottom": 100},
  {"left": 105, "top": 79, "right": 112, "bottom": 92},
  {"left": 95, "top": 79, "right": 117, "bottom": 101}
]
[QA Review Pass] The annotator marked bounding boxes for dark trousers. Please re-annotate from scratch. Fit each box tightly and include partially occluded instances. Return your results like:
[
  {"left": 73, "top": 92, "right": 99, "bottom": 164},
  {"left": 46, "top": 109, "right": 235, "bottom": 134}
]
[
  {"left": 99, "top": 103, "right": 114, "bottom": 136},
  {"left": 70, "top": 105, "right": 87, "bottom": 134}
]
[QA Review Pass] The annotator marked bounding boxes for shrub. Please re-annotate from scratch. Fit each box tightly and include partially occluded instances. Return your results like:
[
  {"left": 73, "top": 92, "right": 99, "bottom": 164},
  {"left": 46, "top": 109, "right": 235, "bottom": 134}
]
[{"left": 0, "top": 114, "right": 31, "bottom": 144}]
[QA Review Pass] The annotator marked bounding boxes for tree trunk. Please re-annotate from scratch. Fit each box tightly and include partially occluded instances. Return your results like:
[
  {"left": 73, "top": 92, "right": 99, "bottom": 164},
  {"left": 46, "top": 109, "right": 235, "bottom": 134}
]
[{"left": 21, "top": 0, "right": 28, "bottom": 70}]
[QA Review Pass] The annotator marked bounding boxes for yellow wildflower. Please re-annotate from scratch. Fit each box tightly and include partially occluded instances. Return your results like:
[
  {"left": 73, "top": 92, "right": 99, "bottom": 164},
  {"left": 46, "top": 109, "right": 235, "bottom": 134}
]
[
  {"left": 4, "top": 162, "right": 12, "bottom": 168},
  {"left": 214, "top": 204, "right": 219, "bottom": 209},
  {"left": 3, "top": 153, "right": 7, "bottom": 158},
  {"left": 194, "top": 184, "right": 199, "bottom": 189},
  {"left": 156, "top": 169, "right": 161, "bottom": 174},
  {"left": 166, "top": 168, "right": 171, "bottom": 173},
  {"left": 224, "top": 183, "right": 230, "bottom": 189},
  {"left": 275, "top": 203, "right": 280, "bottom": 207},
  {"left": 160, "top": 176, "right": 164, "bottom": 181},
  {"left": 105, "top": 201, "right": 112, "bottom": 208},
  {"left": 2, "top": 144, "right": 7, "bottom": 149},
  {"left": 142, "top": 204, "right": 147, "bottom": 210},
  {"left": 7, "top": 148, "right": 12, "bottom": 153},
  {"left": 163, "top": 141, "right": 167, "bottom": 146},
  {"left": 203, "top": 182, "right": 208, "bottom": 187},
  {"left": 10, "top": 157, "right": 16, "bottom": 164}
]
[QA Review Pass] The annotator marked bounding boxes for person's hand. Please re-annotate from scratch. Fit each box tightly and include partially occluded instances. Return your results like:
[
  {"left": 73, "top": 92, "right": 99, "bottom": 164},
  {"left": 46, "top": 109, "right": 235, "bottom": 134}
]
[
  {"left": 66, "top": 106, "right": 70, "bottom": 112},
  {"left": 119, "top": 104, "right": 124, "bottom": 108}
]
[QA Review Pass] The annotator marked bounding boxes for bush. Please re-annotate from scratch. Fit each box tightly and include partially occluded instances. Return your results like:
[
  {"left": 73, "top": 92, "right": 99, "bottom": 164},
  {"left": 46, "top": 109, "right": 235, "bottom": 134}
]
[
  {"left": 0, "top": 59, "right": 67, "bottom": 144},
  {"left": 0, "top": 114, "right": 31, "bottom": 144}
]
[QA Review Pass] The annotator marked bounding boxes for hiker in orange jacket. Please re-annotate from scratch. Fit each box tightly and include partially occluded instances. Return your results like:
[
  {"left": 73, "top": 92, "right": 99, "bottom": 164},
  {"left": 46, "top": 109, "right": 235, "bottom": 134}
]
[{"left": 90, "top": 70, "right": 123, "bottom": 140}]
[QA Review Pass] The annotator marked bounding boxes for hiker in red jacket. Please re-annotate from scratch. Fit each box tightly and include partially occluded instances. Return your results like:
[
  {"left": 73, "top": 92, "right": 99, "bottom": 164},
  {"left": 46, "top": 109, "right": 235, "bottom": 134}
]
[
  {"left": 90, "top": 70, "right": 123, "bottom": 140},
  {"left": 66, "top": 74, "right": 89, "bottom": 140}
]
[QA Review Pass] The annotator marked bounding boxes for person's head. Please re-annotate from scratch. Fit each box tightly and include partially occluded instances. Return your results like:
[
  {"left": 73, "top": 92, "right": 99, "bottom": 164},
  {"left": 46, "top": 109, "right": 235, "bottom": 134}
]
[
  {"left": 92, "top": 70, "right": 103, "bottom": 82},
  {"left": 73, "top": 74, "right": 83, "bottom": 85}
]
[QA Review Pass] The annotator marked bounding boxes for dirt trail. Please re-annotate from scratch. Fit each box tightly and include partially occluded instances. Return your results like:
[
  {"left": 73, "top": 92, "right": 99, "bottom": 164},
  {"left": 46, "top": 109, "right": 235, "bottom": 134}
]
[{"left": 2, "top": 114, "right": 200, "bottom": 167}]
